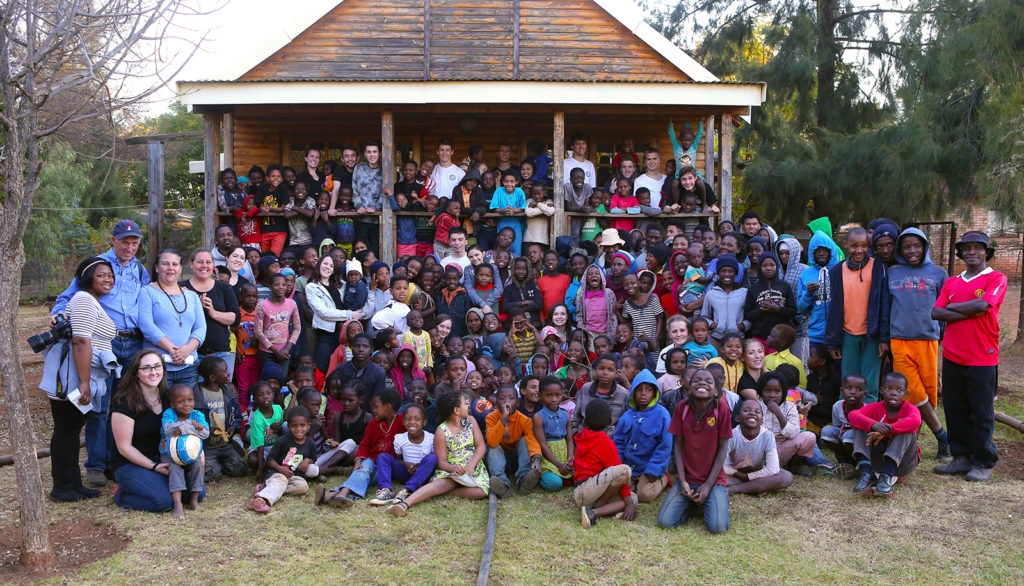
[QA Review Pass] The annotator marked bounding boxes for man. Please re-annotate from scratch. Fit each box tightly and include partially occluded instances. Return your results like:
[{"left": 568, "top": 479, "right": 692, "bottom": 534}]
[
  {"left": 352, "top": 140, "right": 390, "bottom": 255},
  {"left": 328, "top": 145, "right": 359, "bottom": 210},
  {"left": 52, "top": 219, "right": 150, "bottom": 487},
  {"left": 329, "top": 333, "right": 387, "bottom": 394},
  {"left": 633, "top": 149, "right": 666, "bottom": 209},
  {"left": 740, "top": 211, "right": 761, "bottom": 239},
  {"left": 429, "top": 138, "right": 465, "bottom": 200},
  {"left": 440, "top": 228, "right": 472, "bottom": 273},
  {"left": 932, "top": 231, "right": 1006, "bottom": 482},
  {"left": 563, "top": 133, "right": 596, "bottom": 188},
  {"left": 494, "top": 143, "right": 519, "bottom": 178},
  {"left": 211, "top": 225, "right": 253, "bottom": 282}
]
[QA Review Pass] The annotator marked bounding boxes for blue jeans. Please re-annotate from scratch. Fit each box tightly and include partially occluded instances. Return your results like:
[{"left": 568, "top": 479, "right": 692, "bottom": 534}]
[
  {"left": 841, "top": 333, "right": 881, "bottom": 401},
  {"left": 657, "top": 481, "right": 729, "bottom": 534},
  {"left": 200, "top": 351, "right": 235, "bottom": 382},
  {"left": 376, "top": 453, "right": 438, "bottom": 493},
  {"left": 113, "top": 463, "right": 206, "bottom": 513},
  {"left": 165, "top": 363, "right": 199, "bottom": 388},
  {"left": 338, "top": 458, "right": 377, "bottom": 498},
  {"left": 91, "top": 336, "right": 141, "bottom": 472},
  {"left": 485, "top": 437, "right": 531, "bottom": 489}
]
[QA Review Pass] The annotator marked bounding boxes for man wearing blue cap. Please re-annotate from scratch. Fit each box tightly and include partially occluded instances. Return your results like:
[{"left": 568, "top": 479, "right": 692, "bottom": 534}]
[{"left": 52, "top": 219, "right": 150, "bottom": 486}]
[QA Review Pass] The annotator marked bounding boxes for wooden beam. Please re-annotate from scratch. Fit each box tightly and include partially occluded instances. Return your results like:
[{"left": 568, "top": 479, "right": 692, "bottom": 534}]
[
  {"left": 720, "top": 115, "right": 733, "bottom": 223},
  {"left": 704, "top": 114, "right": 715, "bottom": 192},
  {"left": 552, "top": 111, "right": 566, "bottom": 239},
  {"left": 423, "top": 0, "right": 431, "bottom": 80},
  {"left": 203, "top": 113, "right": 219, "bottom": 249},
  {"left": 146, "top": 140, "right": 164, "bottom": 267},
  {"left": 381, "top": 110, "right": 396, "bottom": 266},
  {"left": 223, "top": 113, "right": 234, "bottom": 169},
  {"left": 124, "top": 130, "right": 203, "bottom": 144},
  {"left": 512, "top": 0, "right": 520, "bottom": 81}
]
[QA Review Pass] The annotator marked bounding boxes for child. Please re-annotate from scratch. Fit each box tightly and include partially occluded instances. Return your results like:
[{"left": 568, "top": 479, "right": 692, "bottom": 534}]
[
  {"left": 656, "top": 369, "right": 730, "bottom": 534},
  {"left": 655, "top": 315, "right": 690, "bottom": 375},
  {"left": 248, "top": 406, "right": 320, "bottom": 513},
  {"left": 485, "top": 385, "right": 543, "bottom": 497},
  {"left": 523, "top": 183, "right": 555, "bottom": 249},
  {"left": 756, "top": 372, "right": 832, "bottom": 475},
  {"left": 743, "top": 252, "right": 797, "bottom": 342},
  {"left": 609, "top": 178, "right": 639, "bottom": 232},
  {"left": 571, "top": 354, "right": 630, "bottom": 437},
  {"left": 518, "top": 374, "right": 543, "bottom": 417},
  {"left": 697, "top": 255, "right": 748, "bottom": 344},
  {"left": 806, "top": 344, "right": 842, "bottom": 430},
  {"left": 283, "top": 181, "right": 315, "bottom": 246},
  {"left": 849, "top": 372, "right": 922, "bottom": 496},
  {"left": 160, "top": 384, "right": 210, "bottom": 519},
  {"left": 432, "top": 198, "right": 462, "bottom": 259},
  {"left": 413, "top": 195, "right": 438, "bottom": 258},
  {"left": 574, "top": 265, "right": 618, "bottom": 349},
  {"left": 622, "top": 270, "right": 665, "bottom": 372},
  {"left": 556, "top": 340, "right": 591, "bottom": 398},
  {"left": 310, "top": 192, "right": 336, "bottom": 248},
  {"left": 368, "top": 403, "right": 438, "bottom": 505},
  {"left": 508, "top": 310, "right": 538, "bottom": 365},
  {"left": 319, "top": 389, "right": 404, "bottom": 508},
  {"left": 234, "top": 283, "right": 260, "bottom": 412},
  {"left": 340, "top": 260, "right": 369, "bottom": 312},
  {"left": 318, "top": 379, "right": 370, "bottom": 475},
  {"left": 764, "top": 324, "right": 807, "bottom": 388},
  {"left": 658, "top": 347, "right": 688, "bottom": 394},
  {"left": 706, "top": 332, "right": 743, "bottom": 394},
  {"left": 821, "top": 373, "right": 867, "bottom": 465},
  {"left": 661, "top": 365, "right": 695, "bottom": 420},
  {"left": 614, "top": 370, "right": 673, "bottom": 503},
  {"left": 683, "top": 317, "right": 718, "bottom": 367},
  {"left": 574, "top": 400, "right": 638, "bottom": 528},
  {"left": 370, "top": 276, "right": 412, "bottom": 335},
  {"left": 466, "top": 262, "right": 502, "bottom": 314},
  {"left": 392, "top": 192, "right": 418, "bottom": 258},
  {"left": 246, "top": 381, "right": 284, "bottom": 479},
  {"left": 537, "top": 251, "right": 571, "bottom": 321},
  {"left": 401, "top": 309, "right": 433, "bottom": 373},
  {"left": 724, "top": 398, "right": 794, "bottom": 496},
  {"left": 192, "top": 357, "right": 246, "bottom": 482},
  {"left": 504, "top": 258, "right": 543, "bottom": 327},
  {"left": 236, "top": 194, "right": 261, "bottom": 248},
  {"left": 389, "top": 345, "right": 427, "bottom": 402},
  {"left": 533, "top": 377, "right": 574, "bottom": 492},
  {"left": 682, "top": 243, "right": 709, "bottom": 306},
  {"left": 333, "top": 187, "right": 357, "bottom": 256},
  {"left": 253, "top": 274, "right": 301, "bottom": 373},
  {"left": 579, "top": 189, "right": 608, "bottom": 243},
  {"left": 490, "top": 172, "right": 527, "bottom": 255},
  {"left": 797, "top": 230, "right": 842, "bottom": 353},
  {"left": 400, "top": 380, "right": 437, "bottom": 433},
  {"left": 436, "top": 265, "right": 472, "bottom": 337}
]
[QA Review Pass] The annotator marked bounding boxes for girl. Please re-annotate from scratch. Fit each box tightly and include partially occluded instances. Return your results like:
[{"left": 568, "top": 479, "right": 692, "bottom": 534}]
[
  {"left": 390, "top": 345, "right": 427, "bottom": 401},
  {"left": 466, "top": 307, "right": 486, "bottom": 341},
  {"left": 604, "top": 253, "right": 631, "bottom": 303},
  {"left": 526, "top": 353, "right": 550, "bottom": 378},
  {"left": 372, "top": 352, "right": 397, "bottom": 394},
  {"left": 666, "top": 251, "right": 689, "bottom": 316},
  {"left": 496, "top": 365, "right": 516, "bottom": 386},
  {"left": 743, "top": 252, "right": 797, "bottom": 343},
  {"left": 724, "top": 398, "right": 794, "bottom": 495},
  {"left": 474, "top": 357, "right": 499, "bottom": 397},
  {"left": 523, "top": 183, "right": 555, "bottom": 250},
  {"left": 683, "top": 316, "right": 718, "bottom": 368},
  {"left": 659, "top": 347, "right": 689, "bottom": 394},
  {"left": 253, "top": 273, "right": 301, "bottom": 373},
  {"left": 563, "top": 252, "right": 589, "bottom": 316},
  {"left": 321, "top": 379, "right": 371, "bottom": 475},
  {"left": 555, "top": 340, "right": 590, "bottom": 398},
  {"left": 756, "top": 372, "right": 828, "bottom": 472},
  {"left": 236, "top": 195, "right": 262, "bottom": 248},
  {"left": 656, "top": 315, "right": 690, "bottom": 375},
  {"left": 503, "top": 257, "right": 543, "bottom": 328},
  {"left": 493, "top": 248, "right": 513, "bottom": 287},
  {"left": 580, "top": 189, "right": 608, "bottom": 243},
  {"left": 387, "top": 390, "right": 489, "bottom": 516},
  {"left": 483, "top": 312, "right": 502, "bottom": 336},
  {"left": 742, "top": 236, "right": 767, "bottom": 288},
  {"left": 489, "top": 173, "right": 527, "bottom": 255},
  {"left": 707, "top": 332, "right": 744, "bottom": 395},
  {"left": 574, "top": 265, "right": 617, "bottom": 351},
  {"left": 623, "top": 270, "right": 665, "bottom": 372},
  {"left": 246, "top": 381, "right": 284, "bottom": 481},
  {"left": 534, "top": 377, "right": 574, "bottom": 492}
]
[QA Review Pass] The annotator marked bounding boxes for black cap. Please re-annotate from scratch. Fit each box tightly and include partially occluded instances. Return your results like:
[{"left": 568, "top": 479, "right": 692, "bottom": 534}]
[{"left": 955, "top": 230, "right": 995, "bottom": 260}]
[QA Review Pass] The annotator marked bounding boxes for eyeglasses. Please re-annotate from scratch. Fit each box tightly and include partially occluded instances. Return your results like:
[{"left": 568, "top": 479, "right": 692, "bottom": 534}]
[{"left": 139, "top": 364, "right": 164, "bottom": 373}]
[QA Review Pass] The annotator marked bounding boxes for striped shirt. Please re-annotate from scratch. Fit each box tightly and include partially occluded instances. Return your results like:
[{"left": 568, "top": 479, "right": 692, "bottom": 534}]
[
  {"left": 68, "top": 291, "right": 115, "bottom": 353},
  {"left": 623, "top": 295, "right": 664, "bottom": 342}
]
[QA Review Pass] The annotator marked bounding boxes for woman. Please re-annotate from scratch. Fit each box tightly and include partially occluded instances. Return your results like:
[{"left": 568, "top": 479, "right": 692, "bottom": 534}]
[
  {"left": 737, "top": 338, "right": 767, "bottom": 398},
  {"left": 306, "top": 255, "right": 365, "bottom": 372},
  {"left": 181, "top": 248, "right": 240, "bottom": 380},
  {"left": 224, "top": 246, "right": 252, "bottom": 297},
  {"left": 432, "top": 314, "right": 453, "bottom": 367},
  {"left": 544, "top": 303, "right": 574, "bottom": 354},
  {"left": 139, "top": 249, "right": 206, "bottom": 387},
  {"left": 43, "top": 257, "right": 118, "bottom": 502},
  {"left": 111, "top": 349, "right": 204, "bottom": 512}
]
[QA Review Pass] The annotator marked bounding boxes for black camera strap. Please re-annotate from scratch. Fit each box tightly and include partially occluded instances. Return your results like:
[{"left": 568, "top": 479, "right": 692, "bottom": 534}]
[{"left": 54, "top": 338, "right": 73, "bottom": 401}]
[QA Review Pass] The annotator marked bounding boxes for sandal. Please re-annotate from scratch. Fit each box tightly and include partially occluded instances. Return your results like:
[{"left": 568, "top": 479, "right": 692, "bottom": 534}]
[
  {"left": 386, "top": 500, "right": 409, "bottom": 517},
  {"left": 248, "top": 496, "right": 271, "bottom": 514}
]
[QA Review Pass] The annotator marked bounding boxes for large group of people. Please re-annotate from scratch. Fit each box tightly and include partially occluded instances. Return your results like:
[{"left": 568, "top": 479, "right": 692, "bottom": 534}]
[{"left": 39, "top": 132, "right": 1006, "bottom": 532}]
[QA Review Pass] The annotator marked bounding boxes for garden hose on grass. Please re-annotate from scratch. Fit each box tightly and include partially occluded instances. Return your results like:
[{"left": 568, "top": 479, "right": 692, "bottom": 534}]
[{"left": 476, "top": 493, "right": 498, "bottom": 586}]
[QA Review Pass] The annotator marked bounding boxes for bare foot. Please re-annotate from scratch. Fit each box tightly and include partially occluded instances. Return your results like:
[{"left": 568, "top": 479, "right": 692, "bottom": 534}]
[
  {"left": 188, "top": 500, "right": 202, "bottom": 512},
  {"left": 172, "top": 504, "right": 185, "bottom": 519}
]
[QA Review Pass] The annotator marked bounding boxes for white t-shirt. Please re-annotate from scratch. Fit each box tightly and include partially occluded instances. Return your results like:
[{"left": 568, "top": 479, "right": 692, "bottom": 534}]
[
  {"left": 563, "top": 158, "right": 597, "bottom": 188},
  {"left": 394, "top": 430, "right": 435, "bottom": 465},
  {"left": 441, "top": 254, "right": 472, "bottom": 273},
  {"left": 430, "top": 163, "right": 465, "bottom": 199},
  {"left": 370, "top": 301, "right": 410, "bottom": 334},
  {"left": 634, "top": 173, "right": 666, "bottom": 208}
]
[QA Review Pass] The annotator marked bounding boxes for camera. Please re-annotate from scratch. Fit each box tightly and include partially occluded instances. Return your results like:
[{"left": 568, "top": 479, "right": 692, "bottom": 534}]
[{"left": 28, "top": 314, "right": 72, "bottom": 353}]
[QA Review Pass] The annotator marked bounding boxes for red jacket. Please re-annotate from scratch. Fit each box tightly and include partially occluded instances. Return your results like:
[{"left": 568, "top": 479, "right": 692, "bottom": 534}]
[
  {"left": 434, "top": 212, "right": 460, "bottom": 245},
  {"left": 355, "top": 413, "right": 404, "bottom": 461},
  {"left": 848, "top": 401, "right": 921, "bottom": 436},
  {"left": 573, "top": 428, "right": 631, "bottom": 500}
]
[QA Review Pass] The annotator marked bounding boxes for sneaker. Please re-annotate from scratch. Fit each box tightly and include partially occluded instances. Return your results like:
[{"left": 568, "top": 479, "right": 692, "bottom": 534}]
[
  {"left": 791, "top": 463, "right": 815, "bottom": 477},
  {"left": 394, "top": 488, "right": 411, "bottom": 502},
  {"left": 874, "top": 474, "right": 894, "bottom": 497},
  {"left": 516, "top": 469, "right": 542, "bottom": 495},
  {"left": 247, "top": 496, "right": 271, "bottom": 514},
  {"left": 49, "top": 488, "right": 85, "bottom": 503},
  {"left": 86, "top": 469, "right": 107, "bottom": 487},
  {"left": 814, "top": 461, "right": 838, "bottom": 476},
  {"left": 933, "top": 455, "right": 972, "bottom": 475},
  {"left": 853, "top": 471, "right": 875, "bottom": 492},
  {"left": 369, "top": 488, "right": 396, "bottom": 506},
  {"left": 328, "top": 493, "right": 357, "bottom": 509},
  {"left": 581, "top": 506, "right": 597, "bottom": 529},
  {"left": 935, "top": 441, "right": 953, "bottom": 463},
  {"left": 965, "top": 467, "right": 994, "bottom": 482},
  {"left": 386, "top": 500, "right": 409, "bottom": 517},
  {"left": 489, "top": 476, "right": 510, "bottom": 499},
  {"left": 833, "top": 463, "right": 858, "bottom": 480}
]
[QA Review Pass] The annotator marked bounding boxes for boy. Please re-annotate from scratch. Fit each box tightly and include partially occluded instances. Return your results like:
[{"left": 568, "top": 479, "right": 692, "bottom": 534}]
[
  {"left": 436, "top": 265, "right": 472, "bottom": 337},
  {"left": 160, "top": 384, "right": 210, "bottom": 519},
  {"left": 486, "top": 386, "right": 543, "bottom": 497},
  {"left": 880, "top": 228, "right": 951, "bottom": 461},
  {"left": 248, "top": 406, "right": 320, "bottom": 513},
  {"left": 682, "top": 243, "right": 710, "bottom": 306},
  {"left": 798, "top": 230, "right": 841, "bottom": 357},
  {"left": 370, "top": 275, "right": 412, "bottom": 335},
  {"left": 340, "top": 260, "right": 369, "bottom": 311},
  {"left": 613, "top": 370, "right": 672, "bottom": 503},
  {"left": 657, "top": 369, "right": 731, "bottom": 534},
  {"left": 193, "top": 357, "right": 247, "bottom": 482},
  {"left": 849, "top": 372, "right": 922, "bottom": 497},
  {"left": 523, "top": 183, "right": 554, "bottom": 249},
  {"left": 805, "top": 344, "right": 842, "bottom": 430},
  {"left": 574, "top": 400, "right": 638, "bottom": 528},
  {"left": 563, "top": 132, "right": 596, "bottom": 188},
  {"left": 821, "top": 373, "right": 867, "bottom": 465},
  {"left": 401, "top": 309, "right": 432, "bottom": 372},
  {"left": 234, "top": 283, "right": 260, "bottom": 412},
  {"left": 572, "top": 354, "right": 630, "bottom": 437},
  {"left": 432, "top": 198, "right": 462, "bottom": 259},
  {"left": 764, "top": 324, "right": 807, "bottom": 388},
  {"left": 932, "top": 231, "right": 1006, "bottom": 482}
]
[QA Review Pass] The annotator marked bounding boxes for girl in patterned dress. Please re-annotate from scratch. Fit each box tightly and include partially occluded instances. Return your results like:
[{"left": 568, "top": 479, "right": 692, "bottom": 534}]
[{"left": 387, "top": 390, "right": 488, "bottom": 516}]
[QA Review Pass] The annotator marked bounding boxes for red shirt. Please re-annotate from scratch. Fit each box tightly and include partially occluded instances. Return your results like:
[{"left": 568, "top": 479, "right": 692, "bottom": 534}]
[
  {"left": 434, "top": 212, "right": 460, "bottom": 245},
  {"left": 537, "top": 273, "right": 571, "bottom": 320},
  {"left": 933, "top": 267, "right": 1007, "bottom": 366},
  {"left": 848, "top": 400, "right": 922, "bottom": 435},
  {"left": 572, "top": 428, "right": 631, "bottom": 500},
  {"left": 669, "top": 397, "right": 732, "bottom": 487},
  {"left": 354, "top": 413, "right": 404, "bottom": 460}
]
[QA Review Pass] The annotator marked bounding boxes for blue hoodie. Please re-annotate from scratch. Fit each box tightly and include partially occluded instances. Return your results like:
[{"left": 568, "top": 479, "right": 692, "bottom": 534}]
[
  {"left": 613, "top": 369, "right": 672, "bottom": 478},
  {"left": 798, "top": 230, "right": 842, "bottom": 343},
  {"left": 881, "top": 228, "right": 948, "bottom": 342}
]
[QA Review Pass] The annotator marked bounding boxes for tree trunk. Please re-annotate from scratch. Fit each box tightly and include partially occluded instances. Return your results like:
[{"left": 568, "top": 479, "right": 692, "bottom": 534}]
[
  {"left": 1017, "top": 234, "right": 1024, "bottom": 343},
  {"left": 816, "top": 0, "right": 838, "bottom": 130}
]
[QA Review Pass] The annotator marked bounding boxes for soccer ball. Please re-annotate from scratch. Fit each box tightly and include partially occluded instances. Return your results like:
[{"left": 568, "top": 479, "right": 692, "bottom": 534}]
[
  {"left": 169, "top": 434, "right": 203, "bottom": 466},
  {"left": 406, "top": 283, "right": 423, "bottom": 307}
]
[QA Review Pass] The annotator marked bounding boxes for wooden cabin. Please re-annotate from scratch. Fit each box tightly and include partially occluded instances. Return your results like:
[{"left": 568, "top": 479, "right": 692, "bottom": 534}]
[{"left": 178, "top": 0, "right": 765, "bottom": 264}]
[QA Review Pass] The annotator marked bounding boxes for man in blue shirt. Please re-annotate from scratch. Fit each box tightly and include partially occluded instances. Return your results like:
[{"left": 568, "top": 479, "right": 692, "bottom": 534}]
[{"left": 52, "top": 219, "right": 149, "bottom": 486}]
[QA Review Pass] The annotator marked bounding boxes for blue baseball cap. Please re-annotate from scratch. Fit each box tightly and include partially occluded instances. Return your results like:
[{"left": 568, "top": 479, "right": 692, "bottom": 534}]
[{"left": 112, "top": 220, "right": 143, "bottom": 240}]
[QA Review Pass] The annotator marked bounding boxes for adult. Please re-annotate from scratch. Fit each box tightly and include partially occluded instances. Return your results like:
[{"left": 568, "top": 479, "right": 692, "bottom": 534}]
[
  {"left": 296, "top": 147, "right": 324, "bottom": 198},
  {"left": 139, "top": 249, "right": 206, "bottom": 387},
  {"left": 736, "top": 338, "right": 766, "bottom": 398},
  {"left": 739, "top": 211, "right": 761, "bottom": 240},
  {"left": 430, "top": 138, "right": 466, "bottom": 200},
  {"left": 440, "top": 228, "right": 472, "bottom": 273},
  {"left": 328, "top": 333, "right": 387, "bottom": 399},
  {"left": 932, "top": 231, "right": 1007, "bottom": 482},
  {"left": 633, "top": 149, "right": 666, "bottom": 209},
  {"left": 181, "top": 248, "right": 241, "bottom": 380},
  {"left": 604, "top": 156, "right": 638, "bottom": 194},
  {"left": 564, "top": 167, "right": 594, "bottom": 241},
  {"left": 52, "top": 219, "right": 149, "bottom": 487},
  {"left": 307, "top": 256, "right": 366, "bottom": 373},
  {"left": 111, "top": 349, "right": 204, "bottom": 512},
  {"left": 494, "top": 142, "right": 519, "bottom": 178},
  {"left": 563, "top": 133, "right": 596, "bottom": 188},
  {"left": 212, "top": 224, "right": 253, "bottom": 280},
  {"left": 331, "top": 145, "right": 359, "bottom": 195},
  {"left": 352, "top": 140, "right": 389, "bottom": 255},
  {"left": 42, "top": 257, "right": 117, "bottom": 501},
  {"left": 678, "top": 165, "right": 719, "bottom": 213},
  {"left": 216, "top": 168, "right": 247, "bottom": 233},
  {"left": 224, "top": 246, "right": 252, "bottom": 297}
]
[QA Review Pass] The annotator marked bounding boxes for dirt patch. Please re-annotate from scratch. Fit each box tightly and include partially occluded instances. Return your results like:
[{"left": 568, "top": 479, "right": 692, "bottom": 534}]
[
  {"left": 0, "top": 517, "right": 129, "bottom": 583},
  {"left": 997, "top": 439, "right": 1024, "bottom": 481}
]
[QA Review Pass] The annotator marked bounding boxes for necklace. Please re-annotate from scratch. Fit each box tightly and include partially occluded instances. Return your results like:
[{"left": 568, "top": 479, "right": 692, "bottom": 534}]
[
  {"left": 379, "top": 414, "right": 397, "bottom": 436},
  {"left": 157, "top": 281, "right": 188, "bottom": 326}
]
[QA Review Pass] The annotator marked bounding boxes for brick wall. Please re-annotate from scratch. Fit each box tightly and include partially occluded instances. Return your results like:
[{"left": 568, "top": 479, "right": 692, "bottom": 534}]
[{"left": 940, "top": 205, "right": 1023, "bottom": 277}]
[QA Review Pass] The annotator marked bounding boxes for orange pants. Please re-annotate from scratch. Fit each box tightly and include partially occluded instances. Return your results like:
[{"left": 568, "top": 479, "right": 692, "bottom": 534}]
[
  {"left": 260, "top": 232, "right": 286, "bottom": 257},
  {"left": 891, "top": 339, "right": 938, "bottom": 407}
]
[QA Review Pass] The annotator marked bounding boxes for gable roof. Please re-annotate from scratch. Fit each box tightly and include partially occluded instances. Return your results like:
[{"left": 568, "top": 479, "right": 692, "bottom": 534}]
[{"left": 195, "top": 0, "right": 719, "bottom": 84}]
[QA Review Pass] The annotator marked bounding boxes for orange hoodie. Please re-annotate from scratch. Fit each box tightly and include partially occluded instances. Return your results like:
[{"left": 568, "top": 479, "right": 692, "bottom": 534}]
[{"left": 485, "top": 410, "right": 541, "bottom": 457}]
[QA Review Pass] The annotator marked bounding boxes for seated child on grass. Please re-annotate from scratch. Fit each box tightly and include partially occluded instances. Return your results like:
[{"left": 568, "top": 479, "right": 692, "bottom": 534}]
[
  {"left": 614, "top": 369, "right": 673, "bottom": 503},
  {"left": 756, "top": 371, "right": 832, "bottom": 476},
  {"left": 387, "top": 390, "right": 489, "bottom": 516},
  {"left": 805, "top": 344, "right": 842, "bottom": 431},
  {"left": 192, "top": 356, "right": 246, "bottom": 482},
  {"left": 724, "top": 398, "right": 794, "bottom": 496},
  {"left": 821, "top": 373, "right": 867, "bottom": 466},
  {"left": 400, "top": 379, "right": 437, "bottom": 434},
  {"left": 369, "top": 403, "right": 438, "bottom": 506},
  {"left": 247, "top": 406, "right": 320, "bottom": 513},
  {"left": 574, "top": 400, "right": 638, "bottom": 528},
  {"left": 849, "top": 372, "right": 922, "bottom": 497},
  {"left": 246, "top": 381, "right": 284, "bottom": 479},
  {"left": 160, "top": 384, "right": 210, "bottom": 519},
  {"left": 486, "top": 385, "right": 543, "bottom": 498},
  {"left": 533, "top": 376, "right": 574, "bottom": 492}
]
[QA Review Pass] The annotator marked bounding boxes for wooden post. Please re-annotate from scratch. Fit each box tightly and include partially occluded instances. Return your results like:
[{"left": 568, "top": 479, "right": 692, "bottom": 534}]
[
  {"left": 203, "top": 112, "right": 218, "bottom": 249},
  {"left": 223, "top": 113, "right": 234, "bottom": 169},
  {"left": 720, "top": 115, "right": 733, "bottom": 223},
  {"left": 146, "top": 140, "right": 164, "bottom": 267},
  {"left": 381, "top": 110, "right": 396, "bottom": 266},
  {"left": 552, "top": 111, "right": 566, "bottom": 240},
  {"left": 704, "top": 114, "right": 715, "bottom": 193}
]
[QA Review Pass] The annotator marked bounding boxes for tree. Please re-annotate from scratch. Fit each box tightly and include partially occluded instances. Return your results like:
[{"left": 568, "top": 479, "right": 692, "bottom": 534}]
[{"left": 0, "top": 0, "right": 198, "bottom": 567}]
